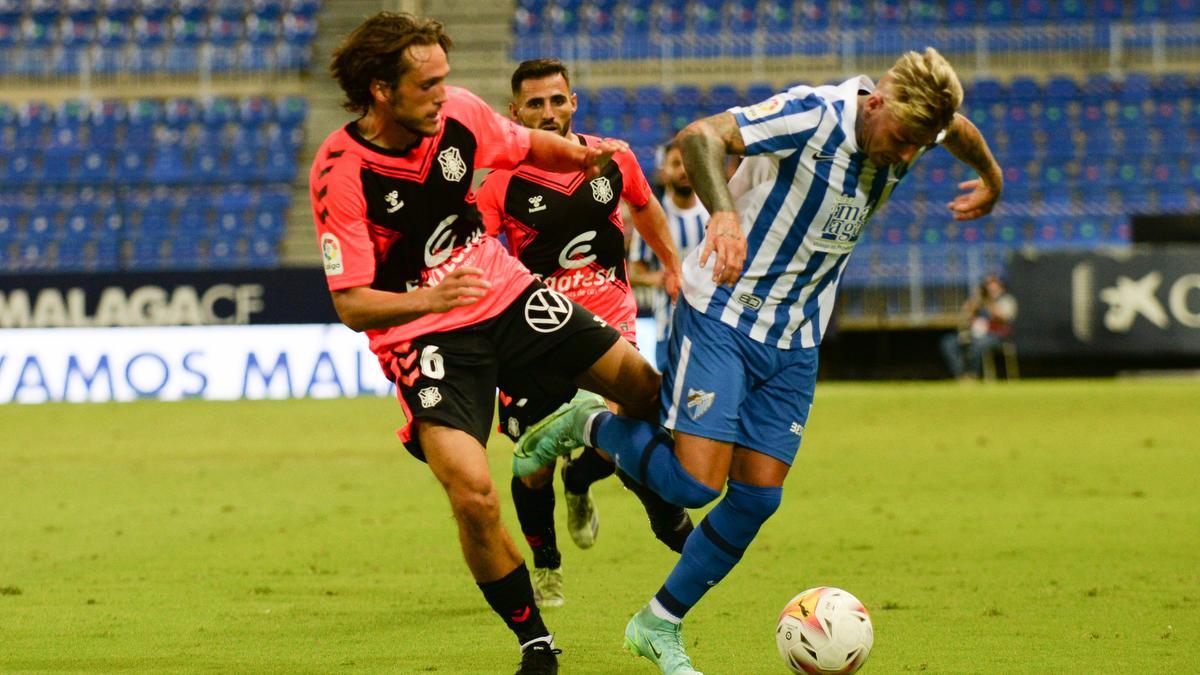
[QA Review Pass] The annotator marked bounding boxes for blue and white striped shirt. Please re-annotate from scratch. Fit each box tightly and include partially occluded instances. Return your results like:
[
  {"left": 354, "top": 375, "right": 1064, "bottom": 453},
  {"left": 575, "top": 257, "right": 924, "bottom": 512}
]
[
  {"left": 630, "top": 194, "right": 709, "bottom": 341},
  {"left": 681, "top": 75, "right": 924, "bottom": 349}
]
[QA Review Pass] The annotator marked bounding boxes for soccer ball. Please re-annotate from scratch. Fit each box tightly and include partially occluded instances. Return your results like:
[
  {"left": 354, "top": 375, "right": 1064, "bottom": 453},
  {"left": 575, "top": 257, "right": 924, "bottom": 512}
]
[{"left": 776, "top": 587, "right": 873, "bottom": 674}]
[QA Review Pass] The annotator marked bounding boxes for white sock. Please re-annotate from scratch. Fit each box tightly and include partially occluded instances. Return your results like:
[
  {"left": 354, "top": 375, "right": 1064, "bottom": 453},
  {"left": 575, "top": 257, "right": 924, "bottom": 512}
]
[
  {"left": 582, "top": 410, "right": 604, "bottom": 447},
  {"left": 520, "top": 634, "right": 555, "bottom": 651},
  {"left": 648, "top": 598, "right": 682, "bottom": 624}
]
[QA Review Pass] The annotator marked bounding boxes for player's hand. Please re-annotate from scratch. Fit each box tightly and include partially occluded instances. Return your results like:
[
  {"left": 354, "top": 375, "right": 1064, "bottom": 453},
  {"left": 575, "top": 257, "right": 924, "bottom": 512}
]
[
  {"left": 947, "top": 179, "right": 1001, "bottom": 221},
  {"left": 699, "top": 210, "right": 746, "bottom": 286},
  {"left": 426, "top": 267, "right": 491, "bottom": 313},
  {"left": 582, "top": 138, "right": 630, "bottom": 178},
  {"left": 663, "top": 262, "right": 682, "bottom": 303}
]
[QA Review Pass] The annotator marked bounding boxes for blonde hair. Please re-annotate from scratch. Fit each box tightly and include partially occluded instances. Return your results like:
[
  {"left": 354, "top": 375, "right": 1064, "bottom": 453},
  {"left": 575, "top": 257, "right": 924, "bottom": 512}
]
[{"left": 883, "top": 47, "right": 963, "bottom": 135}]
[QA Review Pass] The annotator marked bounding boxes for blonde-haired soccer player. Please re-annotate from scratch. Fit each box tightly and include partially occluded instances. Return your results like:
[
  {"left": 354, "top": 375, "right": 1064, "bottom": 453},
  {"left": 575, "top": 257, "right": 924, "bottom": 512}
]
[{"left": 512, "top": 48, "right": 1002, "bottom": 674}]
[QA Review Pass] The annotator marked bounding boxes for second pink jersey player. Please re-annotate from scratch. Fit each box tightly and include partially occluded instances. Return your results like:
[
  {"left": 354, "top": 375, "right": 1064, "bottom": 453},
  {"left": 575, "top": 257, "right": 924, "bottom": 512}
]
[{"left": 475, "top": 133, "right": 653, "bottom": 343}]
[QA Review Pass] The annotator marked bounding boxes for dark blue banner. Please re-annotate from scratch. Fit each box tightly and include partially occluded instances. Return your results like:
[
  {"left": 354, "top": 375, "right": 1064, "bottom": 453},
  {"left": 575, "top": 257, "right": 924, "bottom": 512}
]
[
  {"left": 0, "top": 268, "right": 339, "bottom": 328},
  {"left": 1007, "top": 247, "right": 1200, "bottom": 357}
]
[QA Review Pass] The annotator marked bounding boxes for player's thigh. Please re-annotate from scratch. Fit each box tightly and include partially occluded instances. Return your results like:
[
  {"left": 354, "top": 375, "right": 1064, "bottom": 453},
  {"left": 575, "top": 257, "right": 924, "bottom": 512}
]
[
  {"left": 729, "top": 445, "right": 790, "bottom": 487},
  {"left": 387, "top": 331, "right": 498, "bottom": 462},
  {"left": 419, "top": 420, "right": 495, "bottom": 499},
  {"left": 659, "top": 301, "right": 746, "bottom": 447},
  {"left": 672, "top": 430, "right": 736, "bottom": 491},
  {"left": 735, "top": 345, "right": 819, "bottom": 468},
  {"left": 574, "top": 338, "right": 660, "bottom": 420}
]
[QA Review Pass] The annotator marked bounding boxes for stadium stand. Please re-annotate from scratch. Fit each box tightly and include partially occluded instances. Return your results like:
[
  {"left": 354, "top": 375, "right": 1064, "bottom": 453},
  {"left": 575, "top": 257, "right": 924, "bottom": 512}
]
[
  {"left": 0, "top": 0, "right": 317, "bottom": 274},
  {"left": 0, "top": 0, "right": 318, "bottom": 77},
  {"left": 0, "top": 94, "right": 305, "bottom": 273},
  {"left": 513, "top": 0, "right": 1200, "bottom": 62}
]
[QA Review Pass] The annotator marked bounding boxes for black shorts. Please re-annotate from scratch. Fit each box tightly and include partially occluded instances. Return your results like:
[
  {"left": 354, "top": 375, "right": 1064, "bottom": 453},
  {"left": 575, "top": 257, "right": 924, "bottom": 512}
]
[
  {"left": 496, "top": 335, "right": 634, "bottom": 442},
  {"left": 384, "top": 281, "right": 621, "bottom": 461}
]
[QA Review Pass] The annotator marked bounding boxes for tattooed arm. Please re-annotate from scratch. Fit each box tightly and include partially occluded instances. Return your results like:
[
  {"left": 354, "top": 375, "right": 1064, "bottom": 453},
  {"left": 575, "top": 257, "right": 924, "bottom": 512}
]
[
  {"left": 675, "top": 112, "right": 747, "bottom": 286},
  {"left": 942, "top": 112, "right": 1003, "bottom": 221}
]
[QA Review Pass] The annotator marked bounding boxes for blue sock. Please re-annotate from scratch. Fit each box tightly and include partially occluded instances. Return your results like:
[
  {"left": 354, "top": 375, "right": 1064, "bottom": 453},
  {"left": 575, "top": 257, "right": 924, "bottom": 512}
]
[
  {"left": 591, "top": 412, "right": 719, "bottom": 509},
  {"left": 652, "top": 480, "right": 783, "bottom": 621}
]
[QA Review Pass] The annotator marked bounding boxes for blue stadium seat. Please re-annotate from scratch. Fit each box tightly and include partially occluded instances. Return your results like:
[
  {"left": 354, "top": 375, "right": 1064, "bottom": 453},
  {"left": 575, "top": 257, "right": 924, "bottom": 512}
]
[
  {"left": 512, "top": 4, "right": 541, "bottom": 37},
  {"left": 207, "top": 16, "right": 242, "bottom": 46},
  {"left": 164, "top": 97, "right": 200, "bottom": 129},
  {"left": 945, "top": 0, "right": 978, "bottom": 23},
  {"left": 239, "top": 96, "right": 273, "bottom": 126},
  {"left": 707, "top": 84, "right": 740, "bottom": 112},
  {"left": 55, "top": 239, "right": 90, "bottom": 271},
  {"left": 275, "top": 96, "right": 307, "bottom": 128},
  {"left": 245, "top": 14, "right": 281, "bottom": 45},
  {"left": 1050, "top": 0, "right": 1087, "bottom": 19},
  {"left": 274, "top": 42, "right": 312, "bottom": 70},
  {"left": 208, "top": 236, "right": 241, "bottom": 268},
  {"left": 246, "top": 236, "right": 278, "bottom": 267},
  {"left": 0, "top": 0, "right": 18, "bottom": 22},
  {"left": 252, "top": 0, "right": 286, "bottom": 20},
  {"left": 170, "top": 15, "right": 206, "bottom": 46},
  {"left": 212, "top": 0, "right": 245, "bottom": 20},
  {"left": 285, "top": 0, "right": 321, "bottom": 19},
  {"left": 169, "top": 235, "right": 204, "bottom": 268}
]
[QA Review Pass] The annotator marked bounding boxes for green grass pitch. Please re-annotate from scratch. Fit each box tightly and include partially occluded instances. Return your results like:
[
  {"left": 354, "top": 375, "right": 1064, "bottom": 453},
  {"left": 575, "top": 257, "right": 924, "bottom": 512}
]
[{"left": 2, "top": 380, "right": 1198, "bottom": 673}]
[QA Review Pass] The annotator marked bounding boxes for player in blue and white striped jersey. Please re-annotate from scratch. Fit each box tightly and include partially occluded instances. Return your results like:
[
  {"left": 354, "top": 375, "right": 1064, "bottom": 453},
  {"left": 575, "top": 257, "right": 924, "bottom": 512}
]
[
  {"left": 629, "top": 141, "right": 709, "bottom": 370},
  {"left": 509, "top": 47, "right": 1003, "bottom": 674}
]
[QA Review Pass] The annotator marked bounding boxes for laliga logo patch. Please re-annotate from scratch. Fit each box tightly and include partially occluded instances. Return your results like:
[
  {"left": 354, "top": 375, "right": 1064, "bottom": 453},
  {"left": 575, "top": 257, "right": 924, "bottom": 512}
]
[
  {"left": 438, "top": 146, "right": 467, "bottom": 182},
  {"left": 686, "top": 388, "right": 714, "bottom": 420},
  {"left": 524, "top": 287, "right": 574, "bottom": 333},
  {"left": 742, "top": 95, "right": 785, "bottom": 121},
  {"left": 418, "top": 386, "right": 442, "bottom": 409},
  {"left": 320, "top": 232, "right": 343, "bottom": 276},
  {"left": 590, "top": 176, "right": 614, "bottom": 204}
]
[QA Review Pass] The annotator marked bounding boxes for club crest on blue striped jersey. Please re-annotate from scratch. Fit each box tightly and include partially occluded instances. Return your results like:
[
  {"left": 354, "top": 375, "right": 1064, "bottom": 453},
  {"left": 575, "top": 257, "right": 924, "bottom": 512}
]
[{"left": 686, "top": 388, "right": 715, "bottom": 420}]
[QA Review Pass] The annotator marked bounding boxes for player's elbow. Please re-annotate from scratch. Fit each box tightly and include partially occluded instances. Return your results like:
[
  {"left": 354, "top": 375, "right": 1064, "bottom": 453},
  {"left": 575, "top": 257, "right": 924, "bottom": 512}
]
[{"left": 674, "top": 120, "right": 709, "bottom": 150}]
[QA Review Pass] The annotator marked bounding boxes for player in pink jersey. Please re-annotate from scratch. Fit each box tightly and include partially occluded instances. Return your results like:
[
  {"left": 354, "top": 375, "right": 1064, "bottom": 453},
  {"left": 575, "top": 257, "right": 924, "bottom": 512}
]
[
  {"left": 475, "top": 59, "right": 692, "bottom": 609},
  {"left": 309, "top": 14, "right": 665, "bottom": 674}
]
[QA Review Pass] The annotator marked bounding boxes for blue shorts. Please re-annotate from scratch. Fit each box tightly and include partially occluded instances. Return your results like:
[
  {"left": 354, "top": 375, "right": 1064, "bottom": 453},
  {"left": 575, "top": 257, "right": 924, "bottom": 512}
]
[{"left": 659, "top": 301, "right": 818, "bottom": 465}]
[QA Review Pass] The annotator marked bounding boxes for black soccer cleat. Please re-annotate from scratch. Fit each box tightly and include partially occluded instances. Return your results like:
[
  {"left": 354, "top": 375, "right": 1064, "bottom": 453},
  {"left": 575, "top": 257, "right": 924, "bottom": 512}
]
[
  {"left": 616, "top": 469, "right": 695, "bottom": 553},
  {"left": 515, "top": 641, "right": 561, "bottom": 675}
]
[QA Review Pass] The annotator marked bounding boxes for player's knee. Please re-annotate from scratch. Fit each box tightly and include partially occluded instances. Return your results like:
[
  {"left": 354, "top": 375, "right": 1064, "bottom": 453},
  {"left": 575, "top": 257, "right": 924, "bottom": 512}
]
[
  {"left": 725, "top": 479, "right": 783, "bottom": 524},
  {"left": 519, "top": 464, "right": 553, "bottom": 490},
  {"left": 450, "top": 483, "right": 502, "bottom": 529},
  {"left": 666, "top": 470, "right": 721, "bottom": 509}
]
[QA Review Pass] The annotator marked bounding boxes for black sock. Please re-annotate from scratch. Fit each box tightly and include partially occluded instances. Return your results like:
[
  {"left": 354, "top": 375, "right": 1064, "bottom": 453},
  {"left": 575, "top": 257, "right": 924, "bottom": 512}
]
[
  {"left": 562, "top": 446, "right": 616, "bottom": 495},
  {"left": 511, "top": 475, "right": 560, "bottom": 569},
  {"left": 616, "top": 469, "right": 695, "bottom": 554},
  {"left": 477, "top": 563, "right": 551, "bottom": 646}
]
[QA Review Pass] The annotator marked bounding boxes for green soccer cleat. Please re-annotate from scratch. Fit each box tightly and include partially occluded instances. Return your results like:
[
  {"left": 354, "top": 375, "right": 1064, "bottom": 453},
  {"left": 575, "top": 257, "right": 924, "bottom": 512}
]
[
  {"left": 512, "top": 391, "right": 607, "bottom": 478},
  {"left": 623, "top": 606, "right": 703, "bottom": 675},
  {"left": 531, "top": 566, "right": 564, "bottom": 608},
  {"left": 562, "top": 479, "right": 599, "bottom": 549}
]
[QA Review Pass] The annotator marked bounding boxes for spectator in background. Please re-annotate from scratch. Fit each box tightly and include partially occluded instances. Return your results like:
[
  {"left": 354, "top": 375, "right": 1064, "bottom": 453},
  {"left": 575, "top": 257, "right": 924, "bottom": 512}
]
[
  {"left": 940, "top": 274, "right": 1018, "bottom": 380},
  {"left": 628, "top": 141, "right": 708, "bottom": 370}
]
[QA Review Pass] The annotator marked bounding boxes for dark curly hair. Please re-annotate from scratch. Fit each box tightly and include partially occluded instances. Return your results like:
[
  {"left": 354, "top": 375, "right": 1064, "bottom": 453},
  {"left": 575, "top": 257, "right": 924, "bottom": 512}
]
[{"left": 330, "top": 12, "right": 454, "bottom": 115}]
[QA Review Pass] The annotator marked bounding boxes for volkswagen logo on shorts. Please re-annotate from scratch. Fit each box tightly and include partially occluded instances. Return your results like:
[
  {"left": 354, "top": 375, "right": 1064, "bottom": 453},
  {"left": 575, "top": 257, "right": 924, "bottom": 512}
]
[{"left": 524, "top": 287, "right": 574, "bottom": 333}]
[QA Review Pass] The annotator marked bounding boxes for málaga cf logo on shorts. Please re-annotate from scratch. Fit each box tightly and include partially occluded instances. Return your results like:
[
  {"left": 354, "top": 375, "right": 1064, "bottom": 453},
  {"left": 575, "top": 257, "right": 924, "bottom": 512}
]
[
  {"left": 686, "top": 388, "right": 714, "bottom": 420},
  {"left": 524, "top": 288, "right": 574, "bottom": 333}
]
